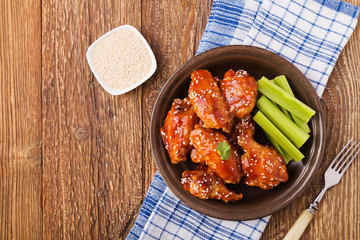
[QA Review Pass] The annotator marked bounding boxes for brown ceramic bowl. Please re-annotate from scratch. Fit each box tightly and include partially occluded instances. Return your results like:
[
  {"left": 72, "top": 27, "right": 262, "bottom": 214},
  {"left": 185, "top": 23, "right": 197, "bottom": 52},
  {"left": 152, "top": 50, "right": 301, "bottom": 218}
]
[{"left": 150, "top": 45, "right": 326, "bottom": 220}]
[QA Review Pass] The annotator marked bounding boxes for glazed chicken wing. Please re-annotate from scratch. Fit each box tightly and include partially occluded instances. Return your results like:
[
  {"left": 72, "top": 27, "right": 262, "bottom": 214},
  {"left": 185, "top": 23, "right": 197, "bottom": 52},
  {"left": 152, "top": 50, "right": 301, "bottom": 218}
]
[
  {"left": 161, "top": 98, "right": 198, "bottom": 164},
  {"left": 182, "top": 164, "right": 243, "bottom": 202},
  {"left": 188, "top": 69, "right": 233, "bottom": 133},
  {"left": 235, "top": 116, "right": 289, "bottom": 189},
  {"left": 220, "top": 69, "right": 257, "bottom": 119},
  {"left": 190, "top": 125, "right": 243, "bottom": 183},
  {"left": 190, "top": 148, "right": 202, "bottom": 163}
]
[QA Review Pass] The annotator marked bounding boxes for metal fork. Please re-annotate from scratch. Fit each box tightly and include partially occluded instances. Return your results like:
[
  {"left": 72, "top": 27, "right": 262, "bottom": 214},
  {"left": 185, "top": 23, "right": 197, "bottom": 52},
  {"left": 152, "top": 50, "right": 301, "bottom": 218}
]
[{"left": 284, "top": 139, "right": 360, "bottom": 240}]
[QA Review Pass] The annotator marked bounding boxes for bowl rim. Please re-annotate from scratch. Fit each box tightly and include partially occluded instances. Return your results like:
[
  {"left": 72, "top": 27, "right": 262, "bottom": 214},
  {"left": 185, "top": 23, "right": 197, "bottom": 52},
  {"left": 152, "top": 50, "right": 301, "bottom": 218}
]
[{"left": 150, "top": 45, "right": 326, "bottom": 220}]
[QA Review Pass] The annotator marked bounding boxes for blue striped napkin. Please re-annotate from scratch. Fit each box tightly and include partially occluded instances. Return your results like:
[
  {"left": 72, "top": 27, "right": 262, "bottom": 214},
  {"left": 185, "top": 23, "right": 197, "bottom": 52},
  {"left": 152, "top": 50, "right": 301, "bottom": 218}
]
[{"left": 128, "top": 0, "right": 359, "bottom": 239}]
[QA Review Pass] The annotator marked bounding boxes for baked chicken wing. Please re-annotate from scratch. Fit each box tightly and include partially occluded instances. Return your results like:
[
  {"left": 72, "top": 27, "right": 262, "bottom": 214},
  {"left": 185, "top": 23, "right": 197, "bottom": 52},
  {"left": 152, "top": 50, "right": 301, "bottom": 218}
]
[
  {"left": 190, "top": 125, "right": 243, "bottom": 183},
  {"left": 182, "top": 164, "right": 243, "bottom": 202},
  {"left": 220, "top": 69, "right": 257, "bottom": 119},
  {"left": 235, "top": 116, "right": 289, "bottom": 189},
  {"left": 161, "top": 98, "right": 198, "bottom": 164},
  {"left": 188, "top": 69, "right": 233, "bottom": 133}
]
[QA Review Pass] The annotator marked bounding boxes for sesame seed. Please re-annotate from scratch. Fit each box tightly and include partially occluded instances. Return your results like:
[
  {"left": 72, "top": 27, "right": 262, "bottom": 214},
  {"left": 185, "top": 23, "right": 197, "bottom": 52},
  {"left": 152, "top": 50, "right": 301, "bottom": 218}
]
[{"left": 91, "top": 28, "right": 153, "bottom": 90}]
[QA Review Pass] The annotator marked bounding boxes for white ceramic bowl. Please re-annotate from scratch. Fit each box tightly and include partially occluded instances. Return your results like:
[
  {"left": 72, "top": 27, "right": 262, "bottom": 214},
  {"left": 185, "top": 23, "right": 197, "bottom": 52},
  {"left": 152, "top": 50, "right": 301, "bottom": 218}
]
[{"left": 86, "top": 25, "right": 157, "bottom": 95}]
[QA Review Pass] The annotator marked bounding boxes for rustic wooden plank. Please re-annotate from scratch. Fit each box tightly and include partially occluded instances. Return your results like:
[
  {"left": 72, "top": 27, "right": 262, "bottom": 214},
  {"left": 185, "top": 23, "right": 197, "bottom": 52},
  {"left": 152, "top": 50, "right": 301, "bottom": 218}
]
[
  {"left": 263, "top": 1, "right": 360, "bottom": 238},
  {"left": 140, "top": 0, "right": 213, "bottom": 197},
  {"left": 87, "top": 1, "right": 143, "bottom": 238},
  {"left": 42, "top": 0, "right": 143, "bottom": 239},
  {"left": 305, "top": 21, "right": 360, "bottom": 240},
  {"left": 118, "top": 1, "right": 213, "bottom": 237},
  {"left": 0, "top": 0, "right": 42, "bottom": 239},
  {"left": 128, "top": 1, "right": 212, "bottom": 236},
  {"left": 42, "top": 1, "right": 93, "bottom": 238}
]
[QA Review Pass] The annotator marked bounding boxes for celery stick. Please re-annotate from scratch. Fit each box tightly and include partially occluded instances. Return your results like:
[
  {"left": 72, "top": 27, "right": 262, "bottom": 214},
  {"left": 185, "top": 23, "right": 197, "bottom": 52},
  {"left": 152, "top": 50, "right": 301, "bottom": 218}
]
[
  {"left": 253, "top": 111, "right": 304, "bottom": 161},
  {"left": 270, "top": 80, "right": 292, "bottom": 119},
  {"left": 264, "top": 132, "right": 292, "bottom": 164},
  {"left": 257, "top": 77, "right": 315, "bottom": 122},
  {"left": 256, "top": 96, "right": 310, "bottom": 148},
  {"left": 265, "top": 131, "right": 284, "bottom": 155},
  {"left": 289, "top": 112, "right": 311, "bottom": 133},
  {"left": 281, "top": 148, "right": 292, "bottom": 164},
  {"left": 278, "top": 104, "right": 292, "bottom": 119},
  {"left": 274, "top": 75, "right": 311, "bottom": 133}
]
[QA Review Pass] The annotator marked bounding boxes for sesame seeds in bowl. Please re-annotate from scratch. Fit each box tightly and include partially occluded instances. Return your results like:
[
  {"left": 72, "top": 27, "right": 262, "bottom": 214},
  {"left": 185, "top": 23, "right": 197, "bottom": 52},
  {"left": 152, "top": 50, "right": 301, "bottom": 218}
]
[{"left": 87, "top": 25, "right": 156, "bottom": 95}]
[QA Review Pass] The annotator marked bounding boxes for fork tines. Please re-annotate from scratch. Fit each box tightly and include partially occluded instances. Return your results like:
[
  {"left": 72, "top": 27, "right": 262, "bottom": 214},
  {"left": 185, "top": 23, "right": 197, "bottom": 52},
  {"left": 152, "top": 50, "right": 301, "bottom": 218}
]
[{"left": 330, "top": 138, "right": 360, "bottom": 174}]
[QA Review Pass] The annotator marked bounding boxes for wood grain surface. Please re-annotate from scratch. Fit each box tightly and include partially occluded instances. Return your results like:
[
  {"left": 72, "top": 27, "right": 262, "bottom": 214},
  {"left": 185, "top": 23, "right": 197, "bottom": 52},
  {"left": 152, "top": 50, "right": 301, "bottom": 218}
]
[
  {"left": 0, "top": 0, "right": 359, "bottom": 239},
  {"left": 0, "top": 0, "right": 42, "bottom": 239}
]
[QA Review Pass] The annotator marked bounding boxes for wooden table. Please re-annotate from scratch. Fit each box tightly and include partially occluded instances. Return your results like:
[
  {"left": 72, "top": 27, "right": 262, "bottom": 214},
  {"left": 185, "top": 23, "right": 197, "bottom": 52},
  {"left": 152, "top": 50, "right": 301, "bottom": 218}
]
[{"left": 1, "top": 0, "right": 359, "bottom": 239}]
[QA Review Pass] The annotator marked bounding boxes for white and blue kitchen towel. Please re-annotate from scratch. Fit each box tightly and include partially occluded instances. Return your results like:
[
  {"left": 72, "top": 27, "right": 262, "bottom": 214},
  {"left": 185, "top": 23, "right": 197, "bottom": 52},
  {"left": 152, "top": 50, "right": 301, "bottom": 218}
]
[
  {"left": 128, "top": 0, "right": 359, "bottom": 239},
  {"left": 198, "top": 0, "right": 360, "bottom": 96},
  {"left": 128, "top": 173, "right": 269, "bottom": 240}
]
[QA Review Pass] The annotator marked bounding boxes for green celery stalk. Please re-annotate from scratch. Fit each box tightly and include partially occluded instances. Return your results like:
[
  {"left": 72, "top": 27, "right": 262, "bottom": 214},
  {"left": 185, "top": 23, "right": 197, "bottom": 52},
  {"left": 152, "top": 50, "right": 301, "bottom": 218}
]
[
  {"left": 256, "top": 96, "right": 309, "bottom": 148},
  {"left": 281, "top": 148, "right": 292, "bottom": 164},
  {"left": 264, "top": 131, "right": 284, "bottom": 155},
  {"left": 257, "top": 77, "right": 315, "bottom": 122},
  {"left": 278, "top": 104, "right": 292, "bottom": 119},
  {"left": 273, "top": 75, "right": 311, "bottom": 133},
  {"left": 253, "top": 111, "right": 304, "bottom": 161},
  {"left": 270, "top": 80, "right": 292, "bottom": 119},
  {"left": 264, "top": 132, "right": 292, "bottom": 164}
]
